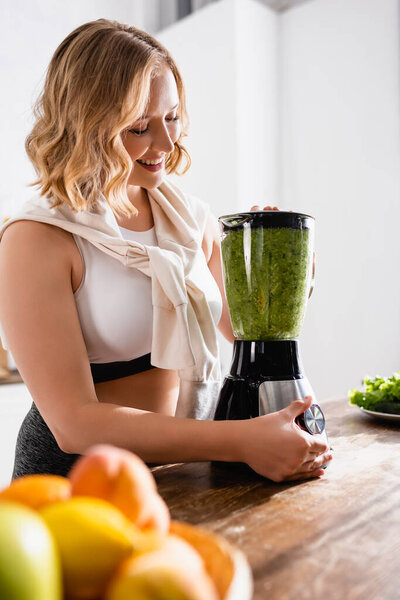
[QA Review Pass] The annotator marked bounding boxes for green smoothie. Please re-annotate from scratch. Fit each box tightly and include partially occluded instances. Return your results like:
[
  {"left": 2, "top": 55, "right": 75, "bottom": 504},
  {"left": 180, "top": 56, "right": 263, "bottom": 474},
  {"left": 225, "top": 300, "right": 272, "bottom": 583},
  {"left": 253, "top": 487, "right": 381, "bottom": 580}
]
[{"left": 221, "top": 225, "right": 312, "bottom": 340}]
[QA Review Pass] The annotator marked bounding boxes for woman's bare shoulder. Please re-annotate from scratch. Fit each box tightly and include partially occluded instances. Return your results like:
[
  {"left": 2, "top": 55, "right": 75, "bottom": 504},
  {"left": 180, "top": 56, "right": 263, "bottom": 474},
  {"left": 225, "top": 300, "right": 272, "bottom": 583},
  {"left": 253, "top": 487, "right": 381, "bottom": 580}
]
[
  {"left": 2, "top": 219, "right": 73, "bottom": 248},
  {"left": 1, "top": 219, "right": 76, "bottom": 273}
]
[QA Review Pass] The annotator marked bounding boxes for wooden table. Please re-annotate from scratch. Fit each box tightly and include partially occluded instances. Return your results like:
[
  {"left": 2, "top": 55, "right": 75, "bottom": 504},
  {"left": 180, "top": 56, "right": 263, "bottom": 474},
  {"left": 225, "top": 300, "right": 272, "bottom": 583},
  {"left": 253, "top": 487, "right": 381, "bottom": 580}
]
[{"left": 152, "top": 397, "right": 400, "bottom": 600}]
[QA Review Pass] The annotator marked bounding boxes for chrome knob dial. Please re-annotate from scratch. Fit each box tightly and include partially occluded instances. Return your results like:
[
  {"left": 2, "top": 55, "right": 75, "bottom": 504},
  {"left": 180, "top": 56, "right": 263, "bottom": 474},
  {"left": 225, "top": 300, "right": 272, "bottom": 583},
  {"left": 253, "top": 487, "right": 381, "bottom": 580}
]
[{"left": 296, "top": 403, "right": 325, "bottom": 435}]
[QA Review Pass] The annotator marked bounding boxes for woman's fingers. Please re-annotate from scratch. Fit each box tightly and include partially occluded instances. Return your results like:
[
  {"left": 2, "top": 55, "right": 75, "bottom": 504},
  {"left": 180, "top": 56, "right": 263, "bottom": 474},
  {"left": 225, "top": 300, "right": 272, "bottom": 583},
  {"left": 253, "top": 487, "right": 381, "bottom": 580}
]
[
  {"left": 249, "top": 205, "right": 280, "bottom": 211},
  {"left": 286, "top": 395, "right": 313, "bottom": 421},
  {"left": 307, "top": 433, "right": 329, "bottom": 455},
  {"left": 303, "top": 450, "right": 333, "bottom": 470},
  {"left": 283, "top": 450, "right": 333, "bottom": 482},
  {"left": 284, "top": 467, "right": 326, "bottom": 482}
]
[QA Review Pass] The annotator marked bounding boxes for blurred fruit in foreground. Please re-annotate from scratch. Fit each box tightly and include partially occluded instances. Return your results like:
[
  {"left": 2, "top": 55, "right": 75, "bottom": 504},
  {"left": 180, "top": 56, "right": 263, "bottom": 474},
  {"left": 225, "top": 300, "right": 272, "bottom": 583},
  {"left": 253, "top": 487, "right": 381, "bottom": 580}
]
[
  {"left": 0, "top": 474, "right": 71, "bottom": 510},
  {"left": 140, "top": 492, "right": 171, "bottom": 534},
  {"left": 105, "top": 533, "right": 219, "bottom": 600},
  {"left": 69, "top": 444, "right": 170, "bottom": 534},
  {"left": 170, "top": 520, "right": 239, "bottom": 600},
  {"left": 0, "top": 501, "right": 62, "bottom": 600},
  {"left": 40, "top": 496, "right": 140, "bottom": 600}
]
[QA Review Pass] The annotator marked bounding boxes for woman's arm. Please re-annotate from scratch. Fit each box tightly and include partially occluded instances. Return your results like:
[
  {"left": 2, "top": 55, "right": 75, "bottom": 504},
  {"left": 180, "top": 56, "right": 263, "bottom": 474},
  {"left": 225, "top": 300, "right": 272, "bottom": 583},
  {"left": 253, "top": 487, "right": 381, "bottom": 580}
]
[
  {"left": 76, "top": 395, "right": 331, "bottom": 482},
  {"left": 202, "top": 212, "right": 235, "bottom": 343},
  {"left": 0, "top": 221, "right": 330, "bottom": 481}
]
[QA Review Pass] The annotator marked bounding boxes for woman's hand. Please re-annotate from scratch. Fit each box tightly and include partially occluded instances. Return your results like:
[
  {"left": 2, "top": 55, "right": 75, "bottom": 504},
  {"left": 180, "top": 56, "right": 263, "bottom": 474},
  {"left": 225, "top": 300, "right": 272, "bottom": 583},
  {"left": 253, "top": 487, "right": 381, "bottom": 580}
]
[
  {"left": 237, "top": 396, "right": 332, "bottom": 482},
  {"left": 250, "top": 205, "right": 279, "bottom": 211}
]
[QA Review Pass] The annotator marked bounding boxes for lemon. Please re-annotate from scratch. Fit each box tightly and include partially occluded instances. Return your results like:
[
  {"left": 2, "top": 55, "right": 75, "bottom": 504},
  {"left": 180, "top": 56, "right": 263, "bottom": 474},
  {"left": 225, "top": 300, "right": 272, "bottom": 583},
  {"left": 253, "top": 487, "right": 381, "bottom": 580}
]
[{"left": 40, "top": 496, "right": 138, "bottom": 599}]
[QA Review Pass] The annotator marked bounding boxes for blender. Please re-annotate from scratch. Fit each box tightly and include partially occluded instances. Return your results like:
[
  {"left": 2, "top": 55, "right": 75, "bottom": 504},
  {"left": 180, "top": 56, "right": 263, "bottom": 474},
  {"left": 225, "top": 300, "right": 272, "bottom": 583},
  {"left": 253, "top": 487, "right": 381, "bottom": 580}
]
[{"left": 214, "top": 211, "right": 329, "bottom": 447}]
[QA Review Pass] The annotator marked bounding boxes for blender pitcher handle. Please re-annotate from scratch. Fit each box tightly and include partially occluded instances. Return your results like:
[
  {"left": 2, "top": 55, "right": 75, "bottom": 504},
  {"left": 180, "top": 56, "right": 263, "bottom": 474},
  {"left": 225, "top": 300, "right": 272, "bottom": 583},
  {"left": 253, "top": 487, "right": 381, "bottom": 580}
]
[{"left": 308, "top": 252, "right": 316, "bottom": 298}]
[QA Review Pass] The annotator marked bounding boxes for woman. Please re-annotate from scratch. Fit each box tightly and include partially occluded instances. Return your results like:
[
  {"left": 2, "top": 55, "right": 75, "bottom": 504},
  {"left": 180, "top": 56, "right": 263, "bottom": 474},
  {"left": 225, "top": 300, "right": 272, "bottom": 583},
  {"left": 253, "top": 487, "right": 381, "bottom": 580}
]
[{"left": 0, "top": 19, "right": 331, "bottom": 482}]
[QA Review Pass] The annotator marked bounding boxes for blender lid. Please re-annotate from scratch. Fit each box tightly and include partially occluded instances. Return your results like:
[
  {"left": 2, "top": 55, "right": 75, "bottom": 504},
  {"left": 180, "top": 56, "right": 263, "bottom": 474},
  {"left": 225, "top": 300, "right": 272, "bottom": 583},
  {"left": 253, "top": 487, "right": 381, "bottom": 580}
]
[{"left": 219, "top": 211, "right": 314, "bottom": 230}]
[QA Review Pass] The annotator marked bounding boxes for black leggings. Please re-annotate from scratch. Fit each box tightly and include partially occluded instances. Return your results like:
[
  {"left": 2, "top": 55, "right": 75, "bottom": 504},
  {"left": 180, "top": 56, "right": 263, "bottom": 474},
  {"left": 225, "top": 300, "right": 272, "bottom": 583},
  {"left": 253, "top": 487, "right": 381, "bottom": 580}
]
[{"left": 12, "top": 402, "right": 80, "bottom": 479}]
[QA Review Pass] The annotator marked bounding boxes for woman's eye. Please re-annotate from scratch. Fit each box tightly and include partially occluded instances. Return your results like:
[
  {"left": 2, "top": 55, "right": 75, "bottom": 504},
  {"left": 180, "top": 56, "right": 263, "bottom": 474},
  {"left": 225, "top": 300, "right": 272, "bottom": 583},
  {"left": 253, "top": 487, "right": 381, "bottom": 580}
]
[
  {"left": 130, "top": 127, "right": 148, "bottom": 136},
  {"left": 128, "top": 116, "right": 179, "bottom": 136}
]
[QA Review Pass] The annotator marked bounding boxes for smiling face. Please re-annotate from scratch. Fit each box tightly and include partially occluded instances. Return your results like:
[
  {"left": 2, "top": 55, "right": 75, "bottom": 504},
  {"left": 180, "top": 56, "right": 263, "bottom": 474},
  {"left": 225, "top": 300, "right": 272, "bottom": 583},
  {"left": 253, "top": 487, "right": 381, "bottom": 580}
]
[{"left": 121, "top": 64, "right": 181, "bottom": 191}]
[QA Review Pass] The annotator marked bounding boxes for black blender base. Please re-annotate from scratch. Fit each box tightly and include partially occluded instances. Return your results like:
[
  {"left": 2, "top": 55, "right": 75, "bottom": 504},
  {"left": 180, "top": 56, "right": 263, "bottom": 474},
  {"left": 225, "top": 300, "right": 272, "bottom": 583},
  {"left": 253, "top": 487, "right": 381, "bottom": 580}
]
[
  {"left": 214, "top": 340, "right": 305, "bottom": 421},
  {"left": 214, "top": 376, "right": 260, "bottom": 421}
]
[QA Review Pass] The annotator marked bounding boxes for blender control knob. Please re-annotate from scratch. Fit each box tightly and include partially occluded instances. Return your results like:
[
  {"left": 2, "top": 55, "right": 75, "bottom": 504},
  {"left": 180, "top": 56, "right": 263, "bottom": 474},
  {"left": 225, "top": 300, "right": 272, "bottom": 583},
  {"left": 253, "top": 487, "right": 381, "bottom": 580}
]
[{"left": 296, "top": 403, "right": 325, "bottom": 435}]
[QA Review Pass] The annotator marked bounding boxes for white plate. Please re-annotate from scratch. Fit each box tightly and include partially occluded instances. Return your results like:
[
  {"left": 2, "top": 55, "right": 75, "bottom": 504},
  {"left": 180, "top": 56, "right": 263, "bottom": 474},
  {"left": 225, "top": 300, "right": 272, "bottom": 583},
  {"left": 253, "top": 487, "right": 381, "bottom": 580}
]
[{"left": 358, "top": 406, "right": 400, "bottom": 422}]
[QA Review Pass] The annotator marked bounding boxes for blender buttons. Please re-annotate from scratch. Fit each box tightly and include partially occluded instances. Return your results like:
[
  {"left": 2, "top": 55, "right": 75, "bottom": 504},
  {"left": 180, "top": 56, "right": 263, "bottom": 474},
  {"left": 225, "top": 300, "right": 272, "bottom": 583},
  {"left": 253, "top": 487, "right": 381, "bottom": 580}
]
[{"left": 296, "top": 404, "right": 326, "bottom": 435}]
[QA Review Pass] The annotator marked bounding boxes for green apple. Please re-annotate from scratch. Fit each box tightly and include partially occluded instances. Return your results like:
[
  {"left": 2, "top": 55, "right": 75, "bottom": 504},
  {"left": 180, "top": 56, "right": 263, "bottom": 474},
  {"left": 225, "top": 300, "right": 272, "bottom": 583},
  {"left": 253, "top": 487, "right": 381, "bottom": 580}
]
[{"left": 0, "top": 500, "right": 62, "bottom": 599}]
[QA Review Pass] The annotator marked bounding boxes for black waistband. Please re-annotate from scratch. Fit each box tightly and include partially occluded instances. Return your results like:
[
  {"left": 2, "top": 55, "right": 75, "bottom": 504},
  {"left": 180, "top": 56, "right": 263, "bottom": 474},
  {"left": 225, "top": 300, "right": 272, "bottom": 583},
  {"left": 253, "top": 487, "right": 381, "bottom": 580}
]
[{"left": 90, "top": 353, "right": 155, "bottom": 384}]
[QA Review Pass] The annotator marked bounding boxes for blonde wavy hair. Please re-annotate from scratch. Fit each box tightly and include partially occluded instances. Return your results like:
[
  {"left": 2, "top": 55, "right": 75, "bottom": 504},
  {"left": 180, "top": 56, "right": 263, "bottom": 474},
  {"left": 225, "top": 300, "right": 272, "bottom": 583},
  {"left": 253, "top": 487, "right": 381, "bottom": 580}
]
[{"left": 25, "top": 18, "right": 191, "bottom": 217}]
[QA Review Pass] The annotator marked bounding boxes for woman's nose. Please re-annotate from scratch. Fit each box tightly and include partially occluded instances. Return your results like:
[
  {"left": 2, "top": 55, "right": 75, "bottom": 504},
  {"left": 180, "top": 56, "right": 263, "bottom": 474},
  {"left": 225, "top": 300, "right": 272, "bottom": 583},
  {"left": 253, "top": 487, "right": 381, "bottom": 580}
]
[{"left": 151, "top": 123, "right": 175, "bottom": 154}]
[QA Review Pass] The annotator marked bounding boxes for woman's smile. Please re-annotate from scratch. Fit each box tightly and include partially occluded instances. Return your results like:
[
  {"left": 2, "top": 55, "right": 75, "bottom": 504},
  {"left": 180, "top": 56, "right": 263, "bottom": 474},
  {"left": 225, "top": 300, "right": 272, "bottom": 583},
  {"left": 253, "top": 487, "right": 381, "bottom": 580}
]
[{"left": 136, "top": 157, "right": 165, "bottom": 172}]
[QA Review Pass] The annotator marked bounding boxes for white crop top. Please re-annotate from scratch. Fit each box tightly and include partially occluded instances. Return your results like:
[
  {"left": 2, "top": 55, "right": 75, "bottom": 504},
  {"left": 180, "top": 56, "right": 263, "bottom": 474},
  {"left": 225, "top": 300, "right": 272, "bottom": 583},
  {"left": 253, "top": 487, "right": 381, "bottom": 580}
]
[{"left": 72, "top": 226, "right": 222, "bottom": 364}]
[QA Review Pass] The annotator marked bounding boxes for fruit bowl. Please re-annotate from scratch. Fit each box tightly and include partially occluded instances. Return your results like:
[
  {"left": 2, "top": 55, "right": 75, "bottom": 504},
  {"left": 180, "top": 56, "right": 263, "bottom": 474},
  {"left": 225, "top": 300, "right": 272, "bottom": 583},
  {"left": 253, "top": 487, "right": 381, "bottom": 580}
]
[
  {"left": 170, "top": 521, "right": 253, "bottom": 600},
  {"left": 0, "top": 447, "right": 254, "bottom": 600}
]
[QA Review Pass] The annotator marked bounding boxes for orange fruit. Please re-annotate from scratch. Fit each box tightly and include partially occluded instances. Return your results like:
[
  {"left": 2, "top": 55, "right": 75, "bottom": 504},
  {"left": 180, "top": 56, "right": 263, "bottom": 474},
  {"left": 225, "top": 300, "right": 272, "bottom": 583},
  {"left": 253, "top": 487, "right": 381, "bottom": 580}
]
[
  {"left": 0, "top": 475, "right": 71, "bottom": 511},
  {"left": 69, "top": 444, "right": 170, "bottom": 533},
  {"left": 141, "top": 493, "right": 170, "bottom": 537}
]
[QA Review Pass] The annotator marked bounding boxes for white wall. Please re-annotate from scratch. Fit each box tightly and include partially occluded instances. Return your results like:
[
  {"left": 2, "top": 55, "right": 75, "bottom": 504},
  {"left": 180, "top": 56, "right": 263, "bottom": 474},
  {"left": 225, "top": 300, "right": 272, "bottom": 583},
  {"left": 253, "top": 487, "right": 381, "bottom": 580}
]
[
  {"left": 235, "top": 0, "right": 278, "bottom": 211},
  {"left": 280, "top": 0, "right": 400, "bottom": 398},
  {"left": 0, "top": 384, "right": 32, "bottom": 487}
]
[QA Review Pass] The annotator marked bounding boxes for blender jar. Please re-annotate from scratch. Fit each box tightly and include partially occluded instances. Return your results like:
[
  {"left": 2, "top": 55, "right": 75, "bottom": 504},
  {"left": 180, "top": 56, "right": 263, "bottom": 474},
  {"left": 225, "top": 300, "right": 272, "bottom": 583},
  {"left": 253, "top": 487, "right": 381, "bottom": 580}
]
[
  {"left": 219, "top": 211, "right": 315, "bottom": 341},
  {"left": 215, "top": 211, "right": 330, "bottom": 460}
]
